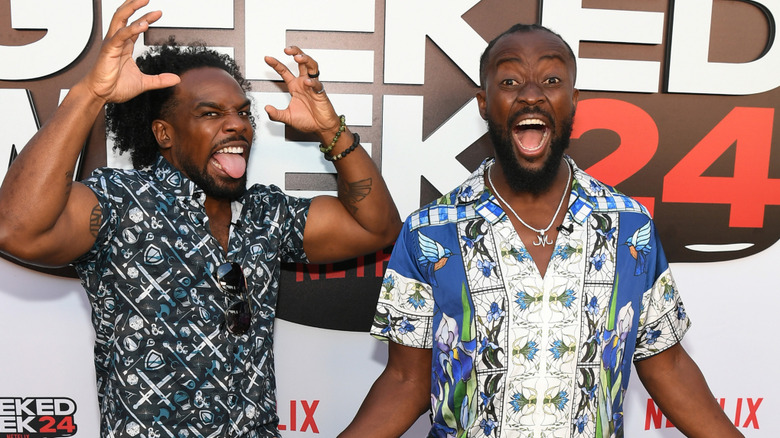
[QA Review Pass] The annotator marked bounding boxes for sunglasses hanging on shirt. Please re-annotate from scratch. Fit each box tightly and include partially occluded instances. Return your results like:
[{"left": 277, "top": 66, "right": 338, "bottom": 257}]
[{"left": 214, "top": 262, "right": 253, "bottom": 335}]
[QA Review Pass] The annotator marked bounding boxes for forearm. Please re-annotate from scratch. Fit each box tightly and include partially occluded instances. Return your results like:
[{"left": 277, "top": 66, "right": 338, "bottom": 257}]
[
  {"left": 636, "top": 344, "right": 743, "bottom": 437},
  {"left": 339, "top": 367, "right": 429, "bottom": 437},
  {"left": 328, "top": 129, "right": 400, "bottom": 241}
]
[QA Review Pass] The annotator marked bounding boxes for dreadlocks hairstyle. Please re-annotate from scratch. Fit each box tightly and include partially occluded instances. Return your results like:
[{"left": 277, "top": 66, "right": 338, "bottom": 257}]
[
  {"left": 478, "top": 23, "right": 577, "bottom": 90},
  {"left": 106, "top": 37, "right": 252, "bottom": 169}
]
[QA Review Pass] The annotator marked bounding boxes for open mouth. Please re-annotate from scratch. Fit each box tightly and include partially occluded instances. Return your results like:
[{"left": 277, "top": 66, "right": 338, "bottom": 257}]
[
  {"left": 512, "top": 118, "right": 550, "bottom": 154},
  {"left": 211, "top": 145, "right": 246, "bottom": 179}
]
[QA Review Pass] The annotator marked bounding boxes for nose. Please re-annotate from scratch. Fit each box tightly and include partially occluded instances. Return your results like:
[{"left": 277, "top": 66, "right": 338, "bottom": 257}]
[
  {"left": 516, "top": 82, "right": 545, "bottom": 105},
  {"left": 222, "top": 111, "right": 251, "bottom": 134}
]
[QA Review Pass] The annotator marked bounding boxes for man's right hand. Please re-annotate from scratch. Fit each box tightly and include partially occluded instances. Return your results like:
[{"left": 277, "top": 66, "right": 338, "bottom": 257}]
[
  {"left": 0, "top": 0, "right": 178, "bottom": 267},
  {"left": 82, "top": 0, "right": 180, "bottom": 105}
]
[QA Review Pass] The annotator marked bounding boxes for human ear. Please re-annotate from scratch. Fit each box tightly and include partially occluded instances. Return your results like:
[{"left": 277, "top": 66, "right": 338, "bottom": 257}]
[
  {"left": 476, "top": 90, "right": 487, "bottom": 120},
  {"left": 151, "top": 120, "right": 173, "bottom": 150}
]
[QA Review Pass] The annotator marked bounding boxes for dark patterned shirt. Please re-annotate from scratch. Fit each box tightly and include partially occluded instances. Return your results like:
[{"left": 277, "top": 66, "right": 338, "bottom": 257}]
[{"left": 74, "top": 155, "right": 310, "bottom": 437}]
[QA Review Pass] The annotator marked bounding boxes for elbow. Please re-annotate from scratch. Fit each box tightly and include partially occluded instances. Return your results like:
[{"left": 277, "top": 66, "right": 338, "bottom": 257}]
[{"left": 379, "top": 215, "right": 403, "bottom": 248}]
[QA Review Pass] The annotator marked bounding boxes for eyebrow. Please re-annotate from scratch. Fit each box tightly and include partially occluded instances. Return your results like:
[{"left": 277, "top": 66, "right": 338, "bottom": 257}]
[{"left": 194, "top": 98, "right": 252, "bottom": 110}]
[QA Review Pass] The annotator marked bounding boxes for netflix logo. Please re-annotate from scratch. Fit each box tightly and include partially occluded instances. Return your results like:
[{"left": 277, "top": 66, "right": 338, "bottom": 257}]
[
  {"left": 278, "top": 400, "right": 319, "bottom": 433},
  {"left": 645, "top": 397, "right": 763, "bottom": 430}
]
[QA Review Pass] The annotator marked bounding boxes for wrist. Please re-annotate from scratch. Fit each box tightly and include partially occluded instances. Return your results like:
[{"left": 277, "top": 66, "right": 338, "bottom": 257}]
[{"left": 319, "top": 115, "right": 346, "bottom": 154}]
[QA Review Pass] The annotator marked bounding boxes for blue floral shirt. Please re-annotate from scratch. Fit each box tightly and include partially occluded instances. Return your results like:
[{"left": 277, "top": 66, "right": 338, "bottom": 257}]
[
  {"left": 372, "top": 157, "right": 690, "bottom": 438},
  {"left": 74, "top": 155, "right": 310, "bottom": 438}
]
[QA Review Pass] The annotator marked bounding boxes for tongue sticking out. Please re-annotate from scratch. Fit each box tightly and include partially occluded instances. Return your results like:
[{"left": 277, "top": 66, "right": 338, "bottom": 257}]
[{"left": 213, "top": 153, "right": 247, "bottom": 179}]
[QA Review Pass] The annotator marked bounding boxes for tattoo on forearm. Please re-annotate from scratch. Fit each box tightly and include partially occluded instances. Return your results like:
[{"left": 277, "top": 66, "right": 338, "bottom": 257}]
[
  {"left": 89, "top": 204, "right": 102, "bottom": 238},
  {"left": 339, "top": 177, "right": 373, "bottom": 215}
]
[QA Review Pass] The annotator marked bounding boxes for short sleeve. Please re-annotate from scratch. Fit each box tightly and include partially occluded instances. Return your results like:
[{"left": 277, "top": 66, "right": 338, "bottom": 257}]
[
  {"left": 633, "top": 227, "right": 691, "bottom": 361},
  {"left": 73, "top": 170, "right": 120, "bottom": 266},
  {"left": 370, "top": 218, "right": 435, "bottom": 348},
  {"left": 276, "top": 189, "right": 311, "bottom": 264}
]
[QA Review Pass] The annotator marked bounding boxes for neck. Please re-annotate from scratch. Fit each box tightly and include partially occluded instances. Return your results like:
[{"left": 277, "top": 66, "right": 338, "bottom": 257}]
[{"left": 489, "top": 158, "right": 570, "bottom": 202}]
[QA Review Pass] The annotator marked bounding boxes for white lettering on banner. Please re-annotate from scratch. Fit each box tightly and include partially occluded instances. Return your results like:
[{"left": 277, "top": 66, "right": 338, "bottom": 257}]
[
  {"left": 101, "top": 0, "right": 234, "bottom": 30},
  {"left": 0, "top": 89, "right": 82, "bottom": 185},
  {"left": 0, "top": 0, "right": 92, "bottom": 80},
  {"left": 0, "top": 89, "right": 39, "bottom": 183},
  {"left": 384, "top": 0, "right": 484, "bottom": 85},
  {"left": 101, "top": 0, "right": 235, "bottom": 59},
  {"left": 541, "top": 0, "right": 665, "bottom": 92},
  {"left": 247, "top": 92, "right": 373, "bottom": 198},
  {"left": 668, "top": 0, "right": 780, "bottom": 95},
  {"left": 382, "top": 95, "right": 486, "bottom": 218},
  {"left": 245, "top": 0, "right": 375, "bottom": 82}
]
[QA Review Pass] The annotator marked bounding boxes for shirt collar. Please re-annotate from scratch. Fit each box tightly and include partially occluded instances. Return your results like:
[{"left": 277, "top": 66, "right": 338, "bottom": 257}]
[
  {"left": 472, "top": 155, "right": 603, "bottom": 226},
  {"left": 150, "top": 154, "right": 205, "bottom": 203}
]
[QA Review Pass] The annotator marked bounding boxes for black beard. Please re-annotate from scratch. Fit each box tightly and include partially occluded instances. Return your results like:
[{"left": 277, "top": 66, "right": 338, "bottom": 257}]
[
  {"left": 488, "top": 110, "right": 574, "bottom": 195},
  {"left": 179, "top": 156, "right": 247, "bottom": 200}
]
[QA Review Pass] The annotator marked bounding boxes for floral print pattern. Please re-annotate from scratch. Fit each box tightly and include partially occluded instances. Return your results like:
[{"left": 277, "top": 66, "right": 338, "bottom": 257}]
[{"left": 372, "top": 157, "right": 690, "bottom": 437}]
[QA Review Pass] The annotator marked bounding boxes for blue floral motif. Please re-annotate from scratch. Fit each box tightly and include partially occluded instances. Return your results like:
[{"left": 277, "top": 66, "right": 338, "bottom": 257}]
[
  {"left": 547, "top": 390, "right": 569, "bottom": 411},
  {"left": 398, "top": 317, "right": 415, "bottom": 335},
  {"left": 555, "top": 289, "right": 576, "bottom": 308},
  {"left": 590, "top": 253, "right": 606, "bottom": 271},
  {"left": 479, "top": 418, "right": 497, "bottom": 436},
  {"left": 575, "top": 414, "right": 588, "bottom": 433},
  {"left": 477, "top": 259, "right": 495, "bottom": 277},
  {"left": 458, "top": 185, "right": 474, "bottom": 202},
  {"left": 644, "top": 327, "right": 661, "bottom": 345},
  {"left": 479, "top": 336, "right": 499, "bottom": 354},
  {"left": 549, "top": 339, "right": 573, "bottom": 360},
  {"left": 596, "top": 226, "right": 616, "bottom": 241},
  {"left": 515, "top": 290, "right": 538, "bottom": 310},
  {"left": 586, "top": 296, "right": 599, "bottom": 315},
  {"left": 479, "top": 391, "right": 494, "bottom": 407},
  {"left": 487, "top": 302, "right": 503, "bottom": 323},
  {"left": 509, "top": 392, "right": 532, "bottom": 413},
  {"left": 461, "top": 234, "right": 483, "bottom": 249}
]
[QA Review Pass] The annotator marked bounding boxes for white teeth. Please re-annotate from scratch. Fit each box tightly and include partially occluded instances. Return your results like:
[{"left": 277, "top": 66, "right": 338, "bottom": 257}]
[
  {"left": 516, "top": 118, "right": 546, "bottom": 127},
  {"left": 216, "top": 146, "right": 244, "bottom": 154}
]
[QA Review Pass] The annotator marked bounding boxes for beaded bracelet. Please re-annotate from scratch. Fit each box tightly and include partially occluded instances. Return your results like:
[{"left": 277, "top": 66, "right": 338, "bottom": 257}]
[
  {"left": 319, "top": 115, "right": 346, "bottom": 154},
  {"left": 325, "top": 133, "right": 360, "bottom": 162}
]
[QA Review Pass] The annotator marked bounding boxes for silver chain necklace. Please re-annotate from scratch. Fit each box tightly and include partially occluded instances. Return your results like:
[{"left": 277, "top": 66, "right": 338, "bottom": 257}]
[{"left": 487, "top": 160, "right": 571, "bottom": 247}]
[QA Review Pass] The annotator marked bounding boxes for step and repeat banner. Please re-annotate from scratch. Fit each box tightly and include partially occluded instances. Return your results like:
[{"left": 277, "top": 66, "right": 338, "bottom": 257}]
[{"left": 1, "top": 0, "right": 777, "bottom": 436}]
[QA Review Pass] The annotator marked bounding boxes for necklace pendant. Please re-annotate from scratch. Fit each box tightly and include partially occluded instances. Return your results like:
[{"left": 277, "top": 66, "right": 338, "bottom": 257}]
[{"left": 533, "top": 232, "right": 554, "bottom": 247}]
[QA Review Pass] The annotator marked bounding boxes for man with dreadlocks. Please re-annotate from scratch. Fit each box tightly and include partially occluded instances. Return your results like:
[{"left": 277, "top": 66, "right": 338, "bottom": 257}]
[{"left": 0, "top": 1, "right": 400, "bottom": 437}]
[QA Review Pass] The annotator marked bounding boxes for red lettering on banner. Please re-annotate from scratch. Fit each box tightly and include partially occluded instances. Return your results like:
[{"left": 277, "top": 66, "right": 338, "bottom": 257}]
[
  {"left": 646, "top": 398, "right": 762, "bottom": 430},
  {"left": 301, "top": 400, "right": 319, "bottom": 433},
  {"left": 645, "top": 399, "right": 663, "bottom": 429},
  {"left": 277, "top": 399, "right": 319, "bottom": 433},
  {"left": 734, "top": 397, "right": 742, "bottom": 427},
  {"left": 294, "top": 248, "right": 392, "bottom": 282},
  {"left": 744, "top": 398, "right": 762, "bottom": 428},
  {"left": 664, "top": 107, "right": 780, "bottom": 228},
  {"left": 325, "top": 264, "right": 346, "bottom": 279},
  {"left": 571, "top": 99, "right": 658, "bottom": 215}
]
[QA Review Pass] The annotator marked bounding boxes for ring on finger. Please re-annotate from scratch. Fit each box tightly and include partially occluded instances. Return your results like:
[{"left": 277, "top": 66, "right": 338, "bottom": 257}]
[
  {"left": 308, "top": 71, "right": 320, "bottom": 79},
  {"left": 315, "top": 85, "right": 326, "bottom": 94}
]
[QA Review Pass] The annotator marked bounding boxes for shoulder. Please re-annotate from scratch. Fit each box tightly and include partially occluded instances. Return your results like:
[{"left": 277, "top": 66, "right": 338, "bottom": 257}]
[
  {"left": 406, "top": 160, "right": 493, "bottom": 232},
  {"left": 570, "top": 158, "right": 651, "bottom": 220},
  {"left": 81, "top": 166, "right": 155, "bottom": 193}
]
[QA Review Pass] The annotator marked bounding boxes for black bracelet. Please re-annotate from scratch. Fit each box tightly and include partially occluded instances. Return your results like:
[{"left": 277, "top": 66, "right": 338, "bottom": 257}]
[{"left": 325, "top": 132, "right": 360, "bottom": 162}]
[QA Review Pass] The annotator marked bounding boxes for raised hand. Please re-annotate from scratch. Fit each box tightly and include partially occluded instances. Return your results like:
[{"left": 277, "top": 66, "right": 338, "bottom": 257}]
[
  {"left": 263, "top": 46, "right": 342, "bottom": 139},
  {"left": 82, "top": 0, "right": 180, "bottom": 104}
]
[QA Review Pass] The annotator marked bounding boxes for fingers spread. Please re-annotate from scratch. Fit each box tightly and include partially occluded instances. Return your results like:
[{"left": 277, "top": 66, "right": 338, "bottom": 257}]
[{"left": 107, "top": 0, "right": 151, "bottom": 38}]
